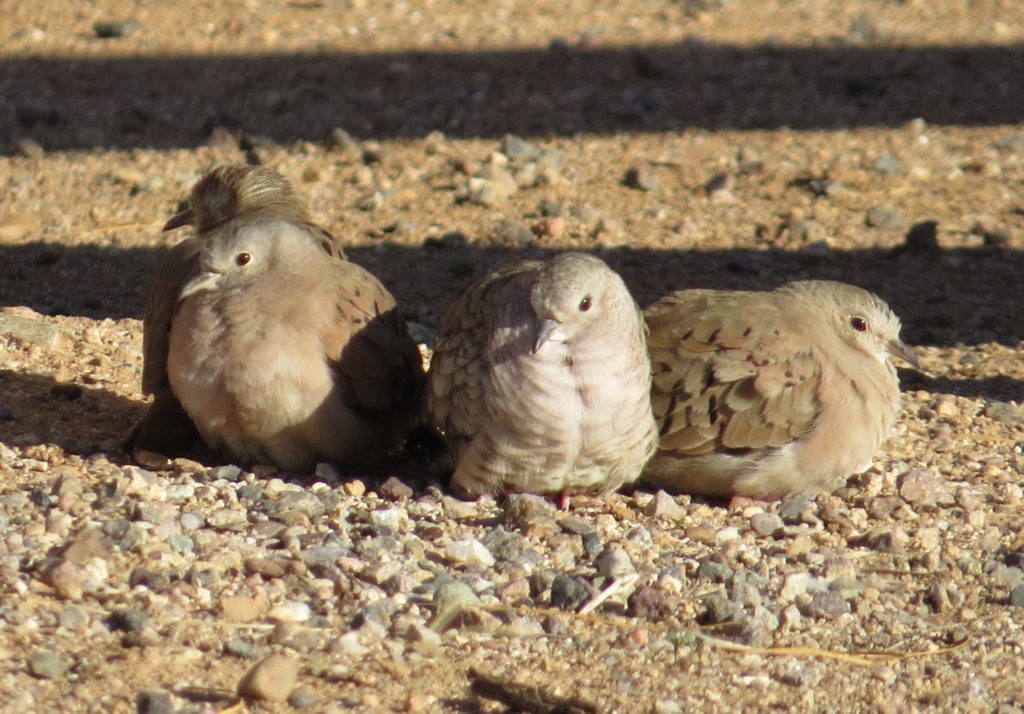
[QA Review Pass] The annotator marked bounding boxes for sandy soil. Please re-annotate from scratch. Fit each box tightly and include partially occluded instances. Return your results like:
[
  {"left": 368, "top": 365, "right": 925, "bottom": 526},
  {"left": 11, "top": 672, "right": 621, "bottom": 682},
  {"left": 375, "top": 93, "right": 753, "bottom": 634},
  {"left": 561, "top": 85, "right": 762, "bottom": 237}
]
[{"left": 1, "top": 1, "right": 1023, "bottom": 712}]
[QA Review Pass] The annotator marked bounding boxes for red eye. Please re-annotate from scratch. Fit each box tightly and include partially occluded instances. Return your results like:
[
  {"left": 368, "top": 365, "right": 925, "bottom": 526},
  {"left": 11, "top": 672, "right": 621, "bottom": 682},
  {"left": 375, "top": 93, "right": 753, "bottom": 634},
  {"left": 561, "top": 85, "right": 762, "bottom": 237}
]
[
  {"left": 235, "top": 252, "right": 251, "bottom": 266},
  {"left": 850, "top": 316, "right": 867, "bottom": 332},
  {"left": 578, "top": 296, "right": 592, "bottom": 312}
]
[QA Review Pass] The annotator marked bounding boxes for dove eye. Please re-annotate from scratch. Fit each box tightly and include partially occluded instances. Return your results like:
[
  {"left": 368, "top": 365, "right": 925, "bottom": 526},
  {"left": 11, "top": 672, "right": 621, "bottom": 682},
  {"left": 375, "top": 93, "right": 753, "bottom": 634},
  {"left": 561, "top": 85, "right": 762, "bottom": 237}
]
[
  {"left": 850, "top": 316, "right": 867, "bottom": 332},
  {"left": 578, "top": 296, "right": 593, "bottom": 312},
  {"left": 235, "top": 252, "right": 252, "bottom": 267}
]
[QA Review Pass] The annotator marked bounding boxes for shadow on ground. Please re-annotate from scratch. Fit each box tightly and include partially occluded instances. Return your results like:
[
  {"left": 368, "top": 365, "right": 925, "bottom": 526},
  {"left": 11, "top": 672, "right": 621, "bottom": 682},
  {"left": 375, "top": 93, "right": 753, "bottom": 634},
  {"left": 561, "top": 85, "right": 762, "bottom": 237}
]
[
  {"left": 6, "top": 42, "right": 1024, "bottom": 153},
  {"left": 1, "top": 239, "right": 1021, "bottom": 350},
  {"left": 0, "top": 370, "right": 143, "bottom": 457}
]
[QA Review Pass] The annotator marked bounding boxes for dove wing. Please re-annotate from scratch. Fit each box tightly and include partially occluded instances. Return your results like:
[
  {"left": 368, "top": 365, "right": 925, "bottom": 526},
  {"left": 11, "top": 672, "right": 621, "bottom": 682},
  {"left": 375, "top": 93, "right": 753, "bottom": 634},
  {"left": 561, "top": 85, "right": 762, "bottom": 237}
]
[
  {"left": 323, "top": 259, "right": 425, "bottom": 422},
  {"left": 645, "top": 289, "right": 822, "bottom": 459},
  {"left": 141, "top": 237, "right": 201, "bottom": 396},
  {"left": 425, "top": 260, "right": 541, "bottom": 457}
]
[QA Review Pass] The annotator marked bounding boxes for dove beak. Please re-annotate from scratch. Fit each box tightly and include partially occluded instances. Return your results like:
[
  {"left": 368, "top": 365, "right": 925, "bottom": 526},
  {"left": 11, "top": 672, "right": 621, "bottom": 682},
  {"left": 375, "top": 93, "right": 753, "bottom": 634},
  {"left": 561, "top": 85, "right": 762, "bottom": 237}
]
[
  {"left": 533, "top": 319, "right": 566, "bottom": 354},
  {"left": 179, "top": 270, "right": 222, "bottom": 299},
  {"left": 163, "top": 207, "right": 195, "bottom": 232},
  {"left": 888, "top": 338, "right": 923, "bottom": 371}
]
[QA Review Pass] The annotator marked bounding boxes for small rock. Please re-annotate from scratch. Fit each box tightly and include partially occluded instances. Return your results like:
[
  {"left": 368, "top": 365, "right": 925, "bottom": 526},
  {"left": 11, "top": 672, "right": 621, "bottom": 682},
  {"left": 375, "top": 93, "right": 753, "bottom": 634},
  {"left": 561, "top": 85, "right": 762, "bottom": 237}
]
[
  {"left": 750, "top": 512, "right": 783, "bottom": 536},
  {"left": 500, "top": 135, "right": 541, "bottom": 163},
  {"left": 1009, "top": 584, "right": 1024, "bottom": 608},
  {"left": 136, "top": 691, "right": 174, "bottom": 714},
  {"left": 107, "top": 608, "right": 148, "bottom": 633},
  {"left": 378, "top": 476, "right": 414, "bottom": 500},
  {"left": 780, "top": 572, "right": 816, "bottom": 601},
  {"left": 491, "top": 219, "right": 535, "bottom": 245},
  {"left": 804, "top": 590, "right": 850, "bottom": 620},
  {"left": 268, "top": 492, "right": 325, "bottom": 523},
  {"left": 28, "top": 650, "right": 68, "bottom": 679},
  {"left": 15, "top": 138, "right": 45, "bottom": 159},
  {"left": 595, "top": 546, "right": 635, "bottom": 578},
  {"left": 789, "top": 218, "right": 828, "bottom": 244},
  {"left": 550, "top": 574, "right": 590, "bottom": 611},
  {"left": 644, "top": 490, "right": 686, "bottom": 520},
  {"left": 898, "top": 468, "right": 953, "bottom": 507},
  {"left": 404, "top": 623, "right": 442, "bottom": 652},
  {"left": 468, "top": 171, "right": 516, "bottom": 206},
  {"left": 697, "top": 560, "right": 733, "bottom": 583},
  {"left": 624, "top": 164, "right": 659, "bottom": 191},
  {"left": 58, "top": 606, "right": 89, "bottom": 632},
  {"left": 445, "top": 539, "right": 495, "bottom": 568},
  {"left": 207, "top": 508, "right": 248, "bottom": 530},
  {"left": 504, "top": 493, "right": 557, "bottom": 527},
  {"left": 865, "top": 207, "right": 907, "bottom": 229},
  {"left": 984, "top": 401, "right": 1024, "bottom": 426},
  {"left": 433, "top": 581, "right": 480, "bottom": 613},
  {"left": 224, "top": 637, "right": 261, "bottom": 660},
  {"left": 501, "top": 616, "right": 545, "bottom": 638},
  {"left": 629, "top": 586, "right": 681, "bottom": 622},
  {"left": 874, "top": 153, "right": 904, "bottom": 175},
  {"left": 94, "top": 21, "right": 138, "bottom": 38},
  {"left": 702, "top": 594, "right": 743, "bottom": 625},
  {"left": 237, "top": 654, "right": 299, "bottom": 703},
  {"left": 329, "top": 631, "right": 369, "bottom": 657},
  {"left": 268, "top": 601, "right": 311, "bottom": 624},
  {"left": 778, "top": 496, "right": 810, "bottom": 523},
  {"left": 440, "top": 496, "right": 478, "bottom": 520},
  {"left": 206, "top": 464, "right": 244, "bottom": 482},
  {"left": 288, "top": 690, "right": 321, "bottom": 709}
]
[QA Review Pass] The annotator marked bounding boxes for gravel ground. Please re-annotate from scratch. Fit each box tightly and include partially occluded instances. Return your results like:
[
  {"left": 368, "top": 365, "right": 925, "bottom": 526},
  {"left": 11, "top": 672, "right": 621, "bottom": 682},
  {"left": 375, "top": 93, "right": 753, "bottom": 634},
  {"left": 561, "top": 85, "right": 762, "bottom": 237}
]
[{"left": 1, "top": 1, "right": 1024, "bottom": 712}]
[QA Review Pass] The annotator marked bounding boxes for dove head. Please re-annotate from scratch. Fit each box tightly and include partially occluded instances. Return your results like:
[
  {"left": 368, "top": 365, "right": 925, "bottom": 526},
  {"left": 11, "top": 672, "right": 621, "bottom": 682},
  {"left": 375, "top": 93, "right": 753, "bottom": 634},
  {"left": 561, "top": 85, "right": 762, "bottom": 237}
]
[
  {"left": 787, "top": 280, "right": 922, "bottom": 371},
  {"left": 179, "top": 222, "right": 319, "bottom": 299},
  {"left": 529, "top": 252, "right": 632, "bottom": 353},
  {"left": 164, "top": 165, "right": 309, "bottom": 234}
]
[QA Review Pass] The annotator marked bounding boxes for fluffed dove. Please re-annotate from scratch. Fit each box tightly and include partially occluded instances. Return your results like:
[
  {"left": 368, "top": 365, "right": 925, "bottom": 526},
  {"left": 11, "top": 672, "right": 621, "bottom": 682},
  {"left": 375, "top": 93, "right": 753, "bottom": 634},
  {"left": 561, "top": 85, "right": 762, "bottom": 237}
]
[
  {"left": 642, "top": 280, "right": 921, "bottom": 499},
  {"left": 129, "top": 164, "right": 424, "bottom": 472},
  {"left": 425, "top": 252, "right": 659, "bottom": 498}
]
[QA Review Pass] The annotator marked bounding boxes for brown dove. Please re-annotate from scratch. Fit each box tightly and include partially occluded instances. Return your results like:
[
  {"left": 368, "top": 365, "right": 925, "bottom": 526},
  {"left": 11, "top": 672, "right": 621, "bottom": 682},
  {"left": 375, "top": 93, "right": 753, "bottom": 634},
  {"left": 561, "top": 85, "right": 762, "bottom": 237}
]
[
  {"left": 129, "top": 164, "right": 424, "bottom": 472},
  {"left": 642, "top": 280, "right": 921, "bottom": 500},
  {"left": 425, "top": 252, "right": 658, "bottom": 499}
]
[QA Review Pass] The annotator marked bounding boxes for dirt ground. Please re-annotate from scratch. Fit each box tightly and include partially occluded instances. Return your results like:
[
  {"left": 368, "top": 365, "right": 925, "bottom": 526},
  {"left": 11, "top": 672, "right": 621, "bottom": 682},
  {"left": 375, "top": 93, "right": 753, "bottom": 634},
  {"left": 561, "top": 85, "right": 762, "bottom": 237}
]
[{"left": 1, "top": 1, "right": 1024, "bottom": 712}]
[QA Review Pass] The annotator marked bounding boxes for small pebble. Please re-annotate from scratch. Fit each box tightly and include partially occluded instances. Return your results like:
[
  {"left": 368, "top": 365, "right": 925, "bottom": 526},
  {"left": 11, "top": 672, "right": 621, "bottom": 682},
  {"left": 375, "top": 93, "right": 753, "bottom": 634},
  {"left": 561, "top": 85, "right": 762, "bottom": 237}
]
[
  {"left": 237, "top": 654, "right": 299, "bottom": 703},
  {"left": 624, "top": 164, "right": 659, "bottom": 191},
  {"left": 28, "top": 650, "right": 68, "bottom": 679},
  {"left": 268, "top": 601, "right": 311, "bottom": 624},
  {"left": 550, "top": 574, "right": 590, "bottom": 611},
  {"left": 445, "top": 539, "right": 495, "bottom": 568}
]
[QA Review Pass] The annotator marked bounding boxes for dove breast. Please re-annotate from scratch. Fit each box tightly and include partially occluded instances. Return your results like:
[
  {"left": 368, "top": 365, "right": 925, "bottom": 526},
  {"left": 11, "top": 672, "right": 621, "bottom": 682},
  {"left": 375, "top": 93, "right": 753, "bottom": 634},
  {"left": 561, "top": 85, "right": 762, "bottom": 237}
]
[{"left": 425, "top": 252, "right": 658, "bottom": 497}]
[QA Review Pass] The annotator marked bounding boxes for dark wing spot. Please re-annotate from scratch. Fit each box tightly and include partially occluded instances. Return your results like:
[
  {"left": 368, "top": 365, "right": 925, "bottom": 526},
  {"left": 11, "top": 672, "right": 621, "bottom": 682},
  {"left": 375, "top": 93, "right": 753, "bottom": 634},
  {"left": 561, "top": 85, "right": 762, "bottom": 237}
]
[{"left": 659, "top": 394, "right": 678, "bottom": 436}]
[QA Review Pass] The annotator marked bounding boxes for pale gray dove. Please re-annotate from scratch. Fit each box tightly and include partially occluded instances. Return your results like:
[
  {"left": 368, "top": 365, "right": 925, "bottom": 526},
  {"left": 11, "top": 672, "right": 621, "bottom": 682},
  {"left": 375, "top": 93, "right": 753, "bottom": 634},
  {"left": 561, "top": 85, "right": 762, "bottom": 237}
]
[
  {"left": 642, "top": 280, "right": 921, "bottom": 500},
  {"left": 129, "top": 164, "right": 424, "bottom": 472},
  {"left": 425, "top": 252, "right": 659, "bottom": 499}
]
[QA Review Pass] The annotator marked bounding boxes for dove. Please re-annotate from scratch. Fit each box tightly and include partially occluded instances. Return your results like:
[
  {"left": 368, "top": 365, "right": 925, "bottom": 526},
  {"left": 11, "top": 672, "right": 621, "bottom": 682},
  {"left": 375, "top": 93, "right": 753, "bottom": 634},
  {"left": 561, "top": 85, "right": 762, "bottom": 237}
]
[
  {"left": 642, "top": 280, "right": 922, "bottom": 500},
  {"left": 129, "top": 164, "right": 424, "bottom": 472},
  {"left": 425, "top": 252, "right": 658, "bottom": 499}
]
